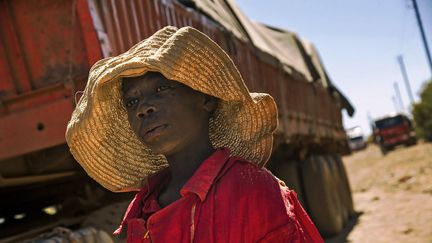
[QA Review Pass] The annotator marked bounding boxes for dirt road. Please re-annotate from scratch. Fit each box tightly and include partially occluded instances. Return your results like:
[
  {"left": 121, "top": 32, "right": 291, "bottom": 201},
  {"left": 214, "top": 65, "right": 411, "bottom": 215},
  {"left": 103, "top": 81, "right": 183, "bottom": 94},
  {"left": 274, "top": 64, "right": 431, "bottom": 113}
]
[{"left": 340, "top": 142, "right": 432, "bottom": 242}]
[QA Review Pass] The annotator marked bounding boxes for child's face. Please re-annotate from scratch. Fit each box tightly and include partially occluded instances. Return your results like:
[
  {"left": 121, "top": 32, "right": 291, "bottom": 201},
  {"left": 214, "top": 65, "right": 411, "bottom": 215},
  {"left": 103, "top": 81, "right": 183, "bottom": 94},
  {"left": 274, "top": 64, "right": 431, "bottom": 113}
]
[{"left": 121, "top": 72, "right": 216, "bottom": 156}]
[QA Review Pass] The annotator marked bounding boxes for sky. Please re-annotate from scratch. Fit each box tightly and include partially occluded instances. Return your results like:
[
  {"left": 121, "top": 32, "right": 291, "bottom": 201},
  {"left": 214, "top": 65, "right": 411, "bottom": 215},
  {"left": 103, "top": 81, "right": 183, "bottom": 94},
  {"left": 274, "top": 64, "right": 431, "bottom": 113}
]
[{"left": 236, "top": 0, "right": 432, "bottom": 135}]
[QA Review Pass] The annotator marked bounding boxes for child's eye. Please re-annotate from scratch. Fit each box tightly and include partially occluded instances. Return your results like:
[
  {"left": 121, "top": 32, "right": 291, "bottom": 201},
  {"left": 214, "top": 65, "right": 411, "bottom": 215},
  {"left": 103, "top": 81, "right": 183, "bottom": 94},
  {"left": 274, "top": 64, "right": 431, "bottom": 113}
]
[
  {"left": 156, "top": 85, "right": 171, "bottom": 92},
  {"left": 125, "top": 98, "right": 139, "bottom": 107}
]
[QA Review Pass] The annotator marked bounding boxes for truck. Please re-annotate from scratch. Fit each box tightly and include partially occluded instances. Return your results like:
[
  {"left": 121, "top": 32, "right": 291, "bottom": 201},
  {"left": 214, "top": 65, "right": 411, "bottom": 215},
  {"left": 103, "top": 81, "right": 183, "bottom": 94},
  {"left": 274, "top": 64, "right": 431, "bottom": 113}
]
[
  {"left": 346, "top": 126, "right": 367, "bottom": 152},
  {"left": 373, "top": 113, "right": 417, "bottom": 154},
  {"left": 0, "top": 0, "right": 355, "bottom": 241}
]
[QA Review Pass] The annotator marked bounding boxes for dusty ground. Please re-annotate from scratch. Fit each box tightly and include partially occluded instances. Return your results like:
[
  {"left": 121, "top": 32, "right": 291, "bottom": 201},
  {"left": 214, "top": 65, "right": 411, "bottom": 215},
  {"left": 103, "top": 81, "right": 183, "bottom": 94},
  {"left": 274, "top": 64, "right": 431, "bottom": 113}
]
[{"left": 340, "top": 142, "right": 432, "bottom": 243}]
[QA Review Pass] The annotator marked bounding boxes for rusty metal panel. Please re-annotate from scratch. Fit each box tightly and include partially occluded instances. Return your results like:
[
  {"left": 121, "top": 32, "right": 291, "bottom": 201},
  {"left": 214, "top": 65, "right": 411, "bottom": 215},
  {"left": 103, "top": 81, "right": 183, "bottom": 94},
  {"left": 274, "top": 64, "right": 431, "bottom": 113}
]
[
  {"left": 0, "top": 0, "right": 32, "bottom": 96},
  {"left": 0, "top": 98, "right": 75, "bottom": 160},
  {"left": 0, "top": 0, "right": 90, "bottom": 96},
  {"left": 0, "top": 0, "right": 101, "bottom": 159}
]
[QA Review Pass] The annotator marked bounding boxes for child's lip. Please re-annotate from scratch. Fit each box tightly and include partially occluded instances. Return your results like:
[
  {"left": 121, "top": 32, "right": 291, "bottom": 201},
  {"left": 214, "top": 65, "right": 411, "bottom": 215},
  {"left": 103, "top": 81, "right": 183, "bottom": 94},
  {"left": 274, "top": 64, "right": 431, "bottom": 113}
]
[
  {"left": 144, "top": 122, "right": 164, "bottom": 133},
  {"left": 142, "top": 124, "right": 168, "bottom": 140}
]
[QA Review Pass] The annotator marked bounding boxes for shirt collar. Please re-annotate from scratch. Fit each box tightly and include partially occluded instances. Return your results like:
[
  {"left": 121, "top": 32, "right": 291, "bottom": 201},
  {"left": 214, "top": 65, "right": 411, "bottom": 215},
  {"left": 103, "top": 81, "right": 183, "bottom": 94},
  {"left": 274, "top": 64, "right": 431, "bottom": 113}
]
[
  {"left": 114, "top": 148, "right": 231, "bottom": 235},
  {"left": 113, "top": 168, "right": 170, "bottom": 235},
  {"left": 180, "top": 147, "right": 231, "bottom": 201}
]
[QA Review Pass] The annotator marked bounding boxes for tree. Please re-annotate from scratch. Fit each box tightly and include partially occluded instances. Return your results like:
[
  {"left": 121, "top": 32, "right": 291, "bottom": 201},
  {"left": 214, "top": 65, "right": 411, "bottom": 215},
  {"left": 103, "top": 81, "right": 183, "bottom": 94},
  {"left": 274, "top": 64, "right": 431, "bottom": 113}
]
[{"left": 412, "top": 79, "right": 432, "bottom": 141}]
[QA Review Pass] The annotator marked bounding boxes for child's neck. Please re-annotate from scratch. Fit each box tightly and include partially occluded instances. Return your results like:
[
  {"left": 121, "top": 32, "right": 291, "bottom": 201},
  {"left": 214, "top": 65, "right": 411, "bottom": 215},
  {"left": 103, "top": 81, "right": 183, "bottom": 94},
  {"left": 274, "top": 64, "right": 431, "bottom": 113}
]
[
  {"left": 165, "top": 137, "right": 215, "bottom": 189},
  {"left": 157, "top": 137, "right": 214, "bottom": 208}
]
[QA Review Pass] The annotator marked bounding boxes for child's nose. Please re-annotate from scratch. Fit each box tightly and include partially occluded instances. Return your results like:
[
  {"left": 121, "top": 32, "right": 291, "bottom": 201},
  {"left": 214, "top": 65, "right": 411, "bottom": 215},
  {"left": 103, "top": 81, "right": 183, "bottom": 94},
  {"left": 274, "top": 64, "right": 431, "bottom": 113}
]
[{"left": 136, "top": 104, "right": 156, "bottom": 119}]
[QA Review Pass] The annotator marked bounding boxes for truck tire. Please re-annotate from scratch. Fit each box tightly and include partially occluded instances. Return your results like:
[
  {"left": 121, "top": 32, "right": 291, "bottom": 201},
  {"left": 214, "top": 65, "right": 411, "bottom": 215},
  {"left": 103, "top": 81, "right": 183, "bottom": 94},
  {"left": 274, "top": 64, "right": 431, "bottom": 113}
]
[
  {"left": 324, "top": 155, "right": 349, "bottom": 224},
  {"left": 333, "top": 155, "right": 355, "bottom": 217},
  {"left": 82, "top": 201, "right": 130, "bottom": 243},
  {"left": 271, "top": 160, "right": 305, "bottom": 207},
  {"left": 380, "top": 145, "right": 393, "bottom": 155},
  {"left": 301, "top": 155, "right": 344, "bottom": 237},
  {"left": 406, "top": 137, "right": 417, "bottom": 147},
  {"left": 379, "top": 145, "right": 386, "bottom": 155}
]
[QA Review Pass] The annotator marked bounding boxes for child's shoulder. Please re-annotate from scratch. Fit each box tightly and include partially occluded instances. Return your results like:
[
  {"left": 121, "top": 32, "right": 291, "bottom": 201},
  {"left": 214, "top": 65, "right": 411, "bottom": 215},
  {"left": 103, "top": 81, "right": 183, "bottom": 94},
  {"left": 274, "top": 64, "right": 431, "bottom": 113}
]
[{"left": 218, "top": 156, "right": 286, "bottom": 197}]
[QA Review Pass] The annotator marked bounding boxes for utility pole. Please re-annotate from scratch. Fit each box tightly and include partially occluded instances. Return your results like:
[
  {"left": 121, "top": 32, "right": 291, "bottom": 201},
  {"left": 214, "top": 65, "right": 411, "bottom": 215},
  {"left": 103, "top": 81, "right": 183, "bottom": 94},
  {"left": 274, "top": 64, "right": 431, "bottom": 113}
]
[
  {"left": 397, "top": 55, "right": 415, "bottom": 105},
  {"left": 392, "top": 95, "right": 400, "bottom": 112},
  {"left": 367, "top": 111, "right": 375, "bottom": 129},
  {"left": 411, "top": 0, "right": 432, "bottom": 76},
  {"left": 393, "top": 82, "right": 405, "bottom": 112},
  {"left": 367, "top": 111, "right": 373, "bottom": 125}
]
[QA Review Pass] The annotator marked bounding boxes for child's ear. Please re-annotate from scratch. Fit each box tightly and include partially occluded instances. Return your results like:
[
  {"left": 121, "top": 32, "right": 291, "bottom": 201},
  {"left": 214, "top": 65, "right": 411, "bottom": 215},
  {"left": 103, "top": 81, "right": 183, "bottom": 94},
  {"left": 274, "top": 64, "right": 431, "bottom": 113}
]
[{"left": 203, "top": 95, "right": 218, "bottom": 114}]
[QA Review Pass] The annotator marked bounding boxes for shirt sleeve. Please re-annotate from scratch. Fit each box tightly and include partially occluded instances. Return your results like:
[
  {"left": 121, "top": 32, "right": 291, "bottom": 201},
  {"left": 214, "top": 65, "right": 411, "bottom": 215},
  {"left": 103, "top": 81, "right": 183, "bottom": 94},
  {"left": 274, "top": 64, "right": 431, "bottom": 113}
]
[
  {"left": 220, "top": 161, "right": 324, "bottom": 242},
  {"left": 259, "top": 183, "right": 324, "bottom": 243},
  {"left": 288, "top": 190, "right": 324, "bottom": 243}
]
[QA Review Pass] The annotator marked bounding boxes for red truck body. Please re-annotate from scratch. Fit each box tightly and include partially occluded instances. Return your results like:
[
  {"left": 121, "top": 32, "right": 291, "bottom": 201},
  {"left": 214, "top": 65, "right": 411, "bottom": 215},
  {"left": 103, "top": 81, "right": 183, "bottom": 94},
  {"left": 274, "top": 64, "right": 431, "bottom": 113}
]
[
  {"left": 0, "top": 0, "right": 99, "bottom": 161},
  {"left": 0, "top": 0, "right": 350, "bottom": 161}
]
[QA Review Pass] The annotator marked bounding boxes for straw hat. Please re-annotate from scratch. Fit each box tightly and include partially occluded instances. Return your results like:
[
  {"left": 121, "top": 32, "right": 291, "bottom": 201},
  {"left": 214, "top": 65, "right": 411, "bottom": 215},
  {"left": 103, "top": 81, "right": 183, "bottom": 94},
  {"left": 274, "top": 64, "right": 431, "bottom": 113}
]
[{"left": 66, "top": 26, "right": 278, "bottom": 192}]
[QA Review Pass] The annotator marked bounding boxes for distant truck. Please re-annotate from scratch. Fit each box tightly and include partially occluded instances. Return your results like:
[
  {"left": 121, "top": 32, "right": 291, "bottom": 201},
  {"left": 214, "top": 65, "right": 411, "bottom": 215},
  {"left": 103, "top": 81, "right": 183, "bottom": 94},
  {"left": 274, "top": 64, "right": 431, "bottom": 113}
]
[
  {"left": 346, "top": 126, "right": 367, "bottom": 151},
  {"left": 373, "top": 114, "right": 417, "bottom": 154}
]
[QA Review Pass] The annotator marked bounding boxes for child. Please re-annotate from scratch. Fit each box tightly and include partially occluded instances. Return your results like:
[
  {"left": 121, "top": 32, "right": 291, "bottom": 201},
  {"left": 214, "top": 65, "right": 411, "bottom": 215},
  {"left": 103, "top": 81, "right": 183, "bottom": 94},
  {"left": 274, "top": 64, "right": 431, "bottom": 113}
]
[{"left": 66, "top": 26, "right": 323, "bottom": 243}]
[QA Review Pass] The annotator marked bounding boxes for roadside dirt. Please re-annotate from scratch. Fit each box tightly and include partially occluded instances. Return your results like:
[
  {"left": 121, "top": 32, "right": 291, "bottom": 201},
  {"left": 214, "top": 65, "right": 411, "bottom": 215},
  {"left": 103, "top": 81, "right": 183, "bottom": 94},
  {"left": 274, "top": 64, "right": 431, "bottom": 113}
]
[{"left": 341, "top": 142, "right": 432, "bottom": 242}]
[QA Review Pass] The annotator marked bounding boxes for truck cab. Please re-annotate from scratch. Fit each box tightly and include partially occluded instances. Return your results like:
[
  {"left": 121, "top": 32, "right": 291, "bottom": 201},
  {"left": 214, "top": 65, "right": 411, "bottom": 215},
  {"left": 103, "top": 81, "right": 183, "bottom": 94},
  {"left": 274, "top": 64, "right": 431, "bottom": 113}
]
[{"left": 373, "top": 114, "right": 417, "bottom": 154}]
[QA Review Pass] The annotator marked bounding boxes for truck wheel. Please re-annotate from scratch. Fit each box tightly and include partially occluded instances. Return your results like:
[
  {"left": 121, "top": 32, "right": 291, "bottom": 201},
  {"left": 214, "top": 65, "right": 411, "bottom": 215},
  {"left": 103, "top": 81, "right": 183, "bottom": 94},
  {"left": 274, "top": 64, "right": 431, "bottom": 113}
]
[
  {"left": 407, "top": 137, "right": 417, "bottom": 146},
  {"left": 324, "top": 156, "right": 349, "bottom": 224},
  {"left": 82, "top": 201, "right": 130, "bottom": 243},
  {"left": 301, "top": 156, "right": 344, "bottom": 236},
  {"left": 271, "top": 160, "right": 305, "bottom": 207},
  {"left": 333, "top": 155, "right": 355, "bottom": 217},
  {"left": 380, "top": 145, "right": 388, "bottom": 155}
]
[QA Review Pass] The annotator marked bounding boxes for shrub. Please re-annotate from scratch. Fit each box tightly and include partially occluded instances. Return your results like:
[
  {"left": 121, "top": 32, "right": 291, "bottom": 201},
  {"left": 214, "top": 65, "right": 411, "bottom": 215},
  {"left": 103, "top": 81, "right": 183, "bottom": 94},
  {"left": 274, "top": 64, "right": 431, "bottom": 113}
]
[{"left": 412, "top": 79, "right": 432, "bottom": 141}]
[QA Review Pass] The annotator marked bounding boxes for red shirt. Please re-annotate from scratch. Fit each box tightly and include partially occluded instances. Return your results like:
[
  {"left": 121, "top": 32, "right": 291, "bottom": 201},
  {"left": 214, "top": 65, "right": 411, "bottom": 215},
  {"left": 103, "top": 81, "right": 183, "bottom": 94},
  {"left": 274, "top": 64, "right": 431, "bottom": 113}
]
[{"left": 114, "top": 148, "right": 323, "bottom": 243}]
